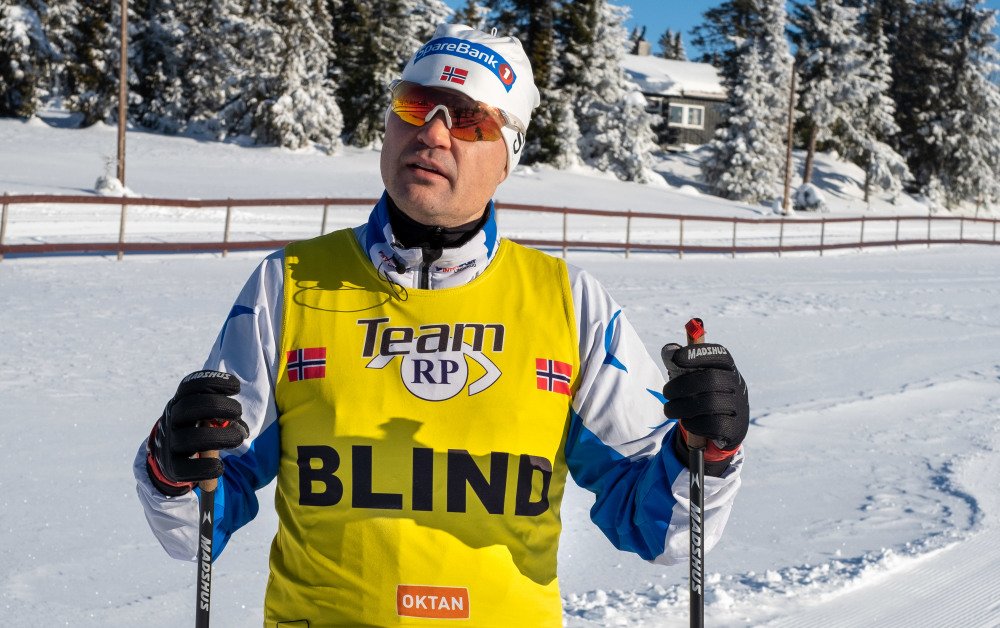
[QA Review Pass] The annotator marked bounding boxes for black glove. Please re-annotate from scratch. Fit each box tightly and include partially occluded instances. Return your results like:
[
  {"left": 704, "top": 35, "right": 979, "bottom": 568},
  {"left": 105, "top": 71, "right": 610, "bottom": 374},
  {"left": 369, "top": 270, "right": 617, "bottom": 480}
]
[
  {"left": 145, "top": 370, "right": 249, "bottom": 496},
  {"left": 661, "top": 342, "right": 749, "bottom": 476}
]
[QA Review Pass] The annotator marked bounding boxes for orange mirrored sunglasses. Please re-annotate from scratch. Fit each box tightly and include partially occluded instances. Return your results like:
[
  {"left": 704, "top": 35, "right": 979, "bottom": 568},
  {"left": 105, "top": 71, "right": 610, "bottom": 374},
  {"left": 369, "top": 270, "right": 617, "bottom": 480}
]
[{"left": 389, "top": 80, "right": 525, "bottom": 142}]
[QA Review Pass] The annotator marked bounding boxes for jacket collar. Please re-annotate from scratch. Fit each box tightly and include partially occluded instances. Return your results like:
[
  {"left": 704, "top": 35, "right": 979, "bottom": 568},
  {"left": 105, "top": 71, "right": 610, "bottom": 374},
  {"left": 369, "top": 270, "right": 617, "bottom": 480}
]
[{"left": 358, "top": 192, "right": 501, "bottom": 289}]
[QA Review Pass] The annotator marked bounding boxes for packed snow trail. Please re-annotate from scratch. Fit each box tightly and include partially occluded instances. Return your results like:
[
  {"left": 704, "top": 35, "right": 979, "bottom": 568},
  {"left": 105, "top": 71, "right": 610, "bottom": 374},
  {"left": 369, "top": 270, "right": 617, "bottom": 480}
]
[{"left": 763, "top": 424, "right": 1000, "bottom": 628}]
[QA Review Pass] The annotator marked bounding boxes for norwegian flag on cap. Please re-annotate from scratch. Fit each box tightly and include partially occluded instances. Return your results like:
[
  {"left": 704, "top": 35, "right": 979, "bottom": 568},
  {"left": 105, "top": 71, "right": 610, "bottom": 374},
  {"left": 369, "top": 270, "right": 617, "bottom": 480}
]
[{"left": 440, "top": 65, "right": 469, "bottom": 85}]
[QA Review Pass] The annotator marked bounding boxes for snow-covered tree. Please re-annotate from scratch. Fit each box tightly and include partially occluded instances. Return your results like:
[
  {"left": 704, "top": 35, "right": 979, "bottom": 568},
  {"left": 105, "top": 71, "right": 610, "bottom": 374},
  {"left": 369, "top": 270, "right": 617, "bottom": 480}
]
[
  {"left": 690, "top": 0, "right": 760, "bottom": 79},
  {"left": 922, "top": 0, "right": 1000, "bottom": 207},
  {"left": 173, "top": 0, "right": 255, "bottom": 138},
  {"left": 0, "top": 0, "right": 52, "bottom": 117},
  {"left": 702, "top": 40, "right": 785, "bottom": 202},
  {"left": 255, "top": 0, "right": 342, "bottom": 149},
  {"left": 756, "top": 0, "right": 793, "bottom": 133},
  {"left": 793, "top": 0, "right": 908, "bottom": 198},
  {"left": 855, "top": 11, "right": 909, "bottom": 202},
  {"left": 63, "top": 0, "right": 120, "bottom": 126},
  {"left": 562, "top": 0, "right": 659, "bottom": 181},
  {"left": 701, "top": 0, "right": 790, "bottom": 203},
  {"left": 129, "top": 0, "right": 185, "bottom": 132},
  {"left": 42, "top": 0, "right": 79, "bottom": 102},
  {"left": 875, "top": 0, "right": 948, "bottom": 193}
]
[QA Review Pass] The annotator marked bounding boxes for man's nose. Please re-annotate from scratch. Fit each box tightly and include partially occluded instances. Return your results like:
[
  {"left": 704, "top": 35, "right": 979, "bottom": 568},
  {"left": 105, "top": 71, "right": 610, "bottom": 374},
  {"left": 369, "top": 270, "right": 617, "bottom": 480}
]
[{"left": 417, "top": 108, "right": 453, "bottom": 148}]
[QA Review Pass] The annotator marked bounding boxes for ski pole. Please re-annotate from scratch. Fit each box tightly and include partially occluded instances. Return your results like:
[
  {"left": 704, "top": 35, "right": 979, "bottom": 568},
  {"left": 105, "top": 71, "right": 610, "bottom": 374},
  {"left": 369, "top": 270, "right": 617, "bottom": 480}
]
[
  {"left": 684, "top": 317, "right": 706, "bottom": 628},
  {"left": 196, "top": 446, "right": 220, "bottom": 627}
]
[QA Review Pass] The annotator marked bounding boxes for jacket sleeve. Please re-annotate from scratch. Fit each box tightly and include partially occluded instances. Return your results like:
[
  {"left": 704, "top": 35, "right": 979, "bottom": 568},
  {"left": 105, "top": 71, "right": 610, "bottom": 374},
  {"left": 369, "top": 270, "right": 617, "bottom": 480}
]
[
  {"left": 133, "top": 250, "right": 286, "bottom": 561},
  {"left": 564, "top": 266, "right": 743, "bottom": 565}
]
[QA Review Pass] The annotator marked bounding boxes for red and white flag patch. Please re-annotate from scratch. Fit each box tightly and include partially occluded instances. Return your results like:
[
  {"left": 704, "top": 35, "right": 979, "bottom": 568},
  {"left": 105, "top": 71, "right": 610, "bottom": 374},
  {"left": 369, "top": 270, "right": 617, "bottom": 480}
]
[
  {"left": 440, "top": 65, "right": 469, "bottom": 85},
  {"left": 287, "top": 347, "right": 326, "bottom": 382},
  {"left": 536, "top": 358, "right": 572, "bottom": 396}
]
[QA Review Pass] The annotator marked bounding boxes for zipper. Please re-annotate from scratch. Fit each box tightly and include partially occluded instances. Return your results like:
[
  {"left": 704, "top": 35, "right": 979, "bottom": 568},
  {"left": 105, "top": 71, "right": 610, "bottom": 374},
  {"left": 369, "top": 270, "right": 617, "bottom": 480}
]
[
  {"left": 420, "top": 240, "right": 444, "bottom": 290},
  {"left": 419, "top": 262, "right": 431, "bottom": 289}
]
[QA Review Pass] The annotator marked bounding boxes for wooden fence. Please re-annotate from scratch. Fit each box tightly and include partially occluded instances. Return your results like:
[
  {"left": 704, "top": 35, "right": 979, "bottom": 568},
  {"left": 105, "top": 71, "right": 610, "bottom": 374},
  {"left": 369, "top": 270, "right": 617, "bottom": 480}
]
[{"left": 1, "top": 193, "right": 998, "bottom": 261}]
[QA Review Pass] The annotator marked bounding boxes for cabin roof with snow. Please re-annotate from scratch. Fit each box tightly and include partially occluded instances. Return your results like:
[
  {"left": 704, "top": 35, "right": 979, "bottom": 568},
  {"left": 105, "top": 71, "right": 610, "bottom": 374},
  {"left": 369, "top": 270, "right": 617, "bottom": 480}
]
[{"left": 621, "top": 54, "right": 725, "bottom": 101}]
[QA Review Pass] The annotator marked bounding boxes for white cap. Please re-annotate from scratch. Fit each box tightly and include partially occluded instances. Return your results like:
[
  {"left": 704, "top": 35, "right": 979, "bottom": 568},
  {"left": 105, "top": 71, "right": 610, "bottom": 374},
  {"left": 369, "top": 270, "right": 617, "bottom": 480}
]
[{"left": 400, "top": 23, "right": 540, "bottom": 173}]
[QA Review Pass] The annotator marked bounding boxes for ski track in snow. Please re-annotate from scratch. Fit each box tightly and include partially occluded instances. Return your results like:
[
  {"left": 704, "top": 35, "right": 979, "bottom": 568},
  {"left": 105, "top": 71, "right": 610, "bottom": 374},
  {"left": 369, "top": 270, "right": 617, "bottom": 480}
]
[{"left": 563, "top": 370, "right": 1000, "bottom": 627}]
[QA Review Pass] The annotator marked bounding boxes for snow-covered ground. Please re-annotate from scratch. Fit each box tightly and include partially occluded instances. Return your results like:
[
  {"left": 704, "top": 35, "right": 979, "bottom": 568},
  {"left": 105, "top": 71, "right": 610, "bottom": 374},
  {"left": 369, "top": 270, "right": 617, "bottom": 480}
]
[{"left": 1, "top": 115, "right": 999, "bottom": 627}]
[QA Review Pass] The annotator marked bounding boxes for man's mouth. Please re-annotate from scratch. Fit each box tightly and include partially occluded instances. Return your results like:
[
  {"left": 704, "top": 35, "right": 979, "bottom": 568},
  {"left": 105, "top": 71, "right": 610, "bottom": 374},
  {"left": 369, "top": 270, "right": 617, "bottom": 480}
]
[{"left": 408, "top": 160, "right": 449, "bottom": 180}]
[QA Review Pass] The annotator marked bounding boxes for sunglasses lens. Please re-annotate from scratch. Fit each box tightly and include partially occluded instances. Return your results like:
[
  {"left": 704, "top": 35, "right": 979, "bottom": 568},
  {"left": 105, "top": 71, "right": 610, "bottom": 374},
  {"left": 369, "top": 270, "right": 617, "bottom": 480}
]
[{"left": 390, "top": 83, "right": 505, "bottom": 142}]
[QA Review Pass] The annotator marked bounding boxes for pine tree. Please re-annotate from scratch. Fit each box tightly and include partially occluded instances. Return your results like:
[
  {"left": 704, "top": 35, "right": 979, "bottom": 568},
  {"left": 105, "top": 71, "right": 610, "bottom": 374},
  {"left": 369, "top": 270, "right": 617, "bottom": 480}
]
[
  {"left": 63, "top": 0, "right": 120, "bottom": 126},
  {"left": 657, "top": 28, "right": 687, "bottom": 60},
  {"left": 701, "top": 40, "right": 785, "bottom": 202},
  {"left": 456, "top": 0, "right": 489, "bottom": 29},
  {"left": 177, "top": 0, "right": 256, "bottom": 139},
  {"left": 568, "top": 0, "right": 659, "bottom": 182},
  {"left": 875, "top": 0, "right": 945, "bottom": 192},
  {"left": 0, "top": 0, "right": 52, "bottom": 117},
  {"left": 855, "top": 9, "right": 909, "bottom": 202},
  {"left": 793, "top": 0, "right": 871, "bottom": 183},
  {"left": 673, "top": 32, "right": 687, "bottom": 61},
  {"left": 701, "top": 0, "right": 791, "bottom": 204},
  {"left": 923, "top": 0, "right": 1000, "bottom": 208},
  {"left": 42, "top": 0, "right": 80, "bottom": 103},
  {"left": 254, "top": 0, "right": 342, "bottom": 149},
  {"left": 689, "top": 0, "right": 760, "bottom": 79},
  {"left": 130, "top": 0, "right": 185, "bottom": 132},
  {"left": 757, "top": 0, "right": 793, "bottom": 128}
]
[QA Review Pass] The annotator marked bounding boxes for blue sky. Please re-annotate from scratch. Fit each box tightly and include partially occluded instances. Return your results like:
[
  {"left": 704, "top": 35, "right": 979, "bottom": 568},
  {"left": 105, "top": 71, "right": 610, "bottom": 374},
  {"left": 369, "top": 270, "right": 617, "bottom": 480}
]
[{"left": 442, "top": 1, "right": 1000, "bottom": 58}]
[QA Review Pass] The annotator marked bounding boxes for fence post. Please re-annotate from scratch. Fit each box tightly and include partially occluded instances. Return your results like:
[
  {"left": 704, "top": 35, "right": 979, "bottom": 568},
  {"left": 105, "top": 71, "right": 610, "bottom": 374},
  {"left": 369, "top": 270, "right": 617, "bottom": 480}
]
[
  {"left": 731, "top": 221, "right": 737, "bottom": 259},
  {"left": 117, "top": 199, "right": 128, "bottom": 261},
  {"left": 894, "top": 217, "right": 900, "bottom": 250},
  {"left": 860, "top": 215, "right": 866, "bottom": 251},
  {"left": 778, "top": 218, "right": 785, "bottom": 258},
  {"left": 678, "top": 217, "right": 684, "bottom": 259},
  {"left": 223, "top": 200, "right": 233, "bottom": 258},
  {"left": 927, "top": 214, "right": 932, "bottom": 249},
  {"left": 0, "top": 195, "right": 8, "bottom": 262},
  {"left": 562, "top": 209, "right": 567, "bottom": 259},
  {"left": 994, "top": 218, "right": 997, "bottom": 242},
  {"left": 959, "top": 217, "right": 964, "bottom": 242},
  {"left": 321, "top": 203, "right": 330, "bottom": 236},
  {"left": 819, "top": 219, "right": 826, "bottom": 257},
  {"left": 625, "top": 211, "right": 632, "bottom": 259}
]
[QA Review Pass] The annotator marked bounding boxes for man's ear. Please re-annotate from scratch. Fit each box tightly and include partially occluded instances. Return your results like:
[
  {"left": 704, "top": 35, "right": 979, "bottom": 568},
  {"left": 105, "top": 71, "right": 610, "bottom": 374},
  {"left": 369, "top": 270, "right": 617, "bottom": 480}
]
[{"left": 497, "top": 161, "right": 509, "bottom": 185}]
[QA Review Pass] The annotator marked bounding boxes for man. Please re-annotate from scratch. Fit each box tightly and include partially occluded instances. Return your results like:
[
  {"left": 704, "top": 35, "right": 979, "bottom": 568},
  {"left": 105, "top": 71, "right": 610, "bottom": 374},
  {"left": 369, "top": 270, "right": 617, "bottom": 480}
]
[{"left": 135, "top": 24, "right": 749, "bottom": 627}]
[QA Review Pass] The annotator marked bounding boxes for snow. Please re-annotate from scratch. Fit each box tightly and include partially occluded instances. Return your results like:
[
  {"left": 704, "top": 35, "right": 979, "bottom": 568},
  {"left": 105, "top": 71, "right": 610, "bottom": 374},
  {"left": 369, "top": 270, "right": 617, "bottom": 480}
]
[
  {"left": 621, "top": 54, "right": 725, "bottom": 99},
  {"left": 1, "top": 114, "right": 999, "bottom": 627}
]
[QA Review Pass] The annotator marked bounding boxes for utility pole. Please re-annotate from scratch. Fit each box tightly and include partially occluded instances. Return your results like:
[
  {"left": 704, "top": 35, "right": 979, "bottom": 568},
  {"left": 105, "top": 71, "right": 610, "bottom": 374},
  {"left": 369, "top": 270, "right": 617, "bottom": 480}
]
[
  {"left": 117, "top": 0, "right": 128, "bottom": 186},
  {"left": 781, "top": 62, "right": 797, "bottom": 215}
]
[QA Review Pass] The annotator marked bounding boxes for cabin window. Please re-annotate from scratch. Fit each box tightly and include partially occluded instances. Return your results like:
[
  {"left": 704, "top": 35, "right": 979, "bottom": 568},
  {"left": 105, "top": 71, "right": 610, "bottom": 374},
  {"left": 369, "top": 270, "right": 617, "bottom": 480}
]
[{"left": 667, "top": 104, "right": 705, "bottom": 129}]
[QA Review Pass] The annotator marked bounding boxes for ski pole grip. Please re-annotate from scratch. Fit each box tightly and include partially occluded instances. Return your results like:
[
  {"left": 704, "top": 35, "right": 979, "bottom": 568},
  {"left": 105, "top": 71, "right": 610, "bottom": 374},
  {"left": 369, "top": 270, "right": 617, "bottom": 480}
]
[
  {"left": 198, "top": 450, "right": 219, "bottom": 492},
  {"left": 684, "top": 318, "right": 708, "bottom": 449},
  {"left": 197, "top": 419, "right": 227, "bottom": 492}
]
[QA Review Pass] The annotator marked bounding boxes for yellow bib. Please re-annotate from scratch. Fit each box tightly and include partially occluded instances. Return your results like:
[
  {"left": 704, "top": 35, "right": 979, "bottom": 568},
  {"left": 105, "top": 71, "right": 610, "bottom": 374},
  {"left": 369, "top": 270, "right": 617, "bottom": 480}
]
[{"left": 267, "top": 229, "right": 579, "bottom": 627}]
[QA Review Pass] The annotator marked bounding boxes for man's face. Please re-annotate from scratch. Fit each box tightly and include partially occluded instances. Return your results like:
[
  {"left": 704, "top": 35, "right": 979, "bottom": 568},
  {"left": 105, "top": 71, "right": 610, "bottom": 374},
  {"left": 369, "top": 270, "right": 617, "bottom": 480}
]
[{"left": 380, "top": 96, "right": 509, "bottom": 228}]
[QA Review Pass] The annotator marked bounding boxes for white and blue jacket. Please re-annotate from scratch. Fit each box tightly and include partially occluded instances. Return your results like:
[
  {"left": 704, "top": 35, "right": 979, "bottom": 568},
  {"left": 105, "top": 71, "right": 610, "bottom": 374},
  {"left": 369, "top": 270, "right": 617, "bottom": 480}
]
[{"left": 134, "top": 193, "right": 743, "bottom": 565}]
